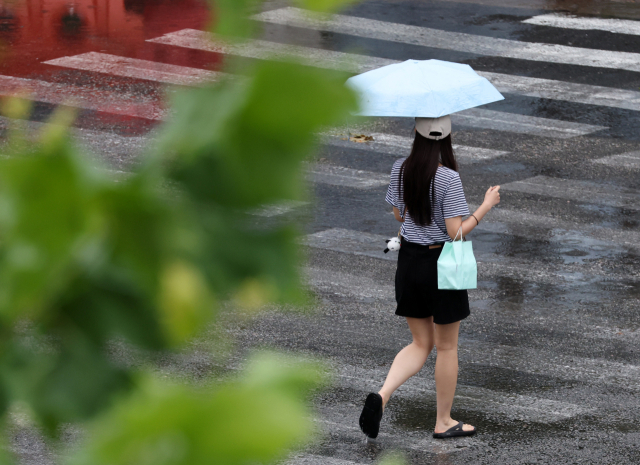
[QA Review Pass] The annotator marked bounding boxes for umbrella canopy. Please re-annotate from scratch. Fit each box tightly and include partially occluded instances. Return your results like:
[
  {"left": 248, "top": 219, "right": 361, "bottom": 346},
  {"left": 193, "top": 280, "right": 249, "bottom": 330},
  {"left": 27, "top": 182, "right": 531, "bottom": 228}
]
[{"left": 346, "top": 59, "right": 504, "bottom": 118}]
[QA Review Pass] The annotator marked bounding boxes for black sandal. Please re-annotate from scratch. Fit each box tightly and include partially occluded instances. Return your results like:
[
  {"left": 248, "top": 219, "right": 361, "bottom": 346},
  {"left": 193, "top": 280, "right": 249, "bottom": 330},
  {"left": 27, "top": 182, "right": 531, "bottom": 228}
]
[
  {"left": 433, "top": 421, "right": 476, "bottom": 439},
  {"left": 359, "top": 393, "right": 383, "bottom": 439}
]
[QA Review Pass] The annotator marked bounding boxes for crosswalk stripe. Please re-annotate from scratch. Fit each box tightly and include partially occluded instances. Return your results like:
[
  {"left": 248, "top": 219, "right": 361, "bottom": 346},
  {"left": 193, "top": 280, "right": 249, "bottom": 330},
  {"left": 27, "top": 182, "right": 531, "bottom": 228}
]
[
  {"left": 256, "top": 7, "right": 640, "bottom": 73},
  {"left": 291, "top": 453, "right": 371, "bottom": 465},
  {"left": 324, "top": 132, "right": 509, "bottom": 162},
  {"left": 306, "top": 313, "right": 640, "bottom": 392},
  {"left": 283, "top": 453, "right": 365, "bottom": 465},
  {"left": 149, "top": 28, "right": 640, "bottom": 112},
  {"left": 454, "top": 108, "right": 606, "bottom": 138},
  {"left": 478, "top": 71, "right": 640, "bottom": 113},
  {"left": 502, "top": 175, "right": 640, "bottom": 211},
  {"left": 307, "top": 164, "right": 389, "bottom": 188},
  {"left": 0, "top": 116, "right": 150, "bottom": 161},
  {"left": 523, "top": 13, "right": 640, "bottom": 36},
  {"left": 44, "top": 52, "right": 220, "bottom": 86},
  {"left": 0, "top": 74, "right": 166, "bottom": 121},
  {"left": 337, "top": 363, "right": 591, "bottom": 422},
  {"left": 469, "top": 203, "right": 640, "bottom": 253},
  {"left": 592, "top": 151, "right": 640, "bottom": 169},
  {"left": 305, "top": 266, "right": 395, "bottom": 301},
  {"left": 251, "top": 200, "right": 309, "bottom": 217},
  {"left": 315, "top": 415, "right": 481, "bottom": 452},
  {"left": 302, "top": 228, "right": 638, "bottom": 285},
  {"left": 303, "top": 228, "right": 564, "bottom": 285},
  {"left": 314, "top": 417, "right": 481, "bottom": 453},
  {"left": 146, "top": 28, "right": 390, "bottom": 73},
  {"left": 254, "top": 8, "right": 640, "bottom": 73}
]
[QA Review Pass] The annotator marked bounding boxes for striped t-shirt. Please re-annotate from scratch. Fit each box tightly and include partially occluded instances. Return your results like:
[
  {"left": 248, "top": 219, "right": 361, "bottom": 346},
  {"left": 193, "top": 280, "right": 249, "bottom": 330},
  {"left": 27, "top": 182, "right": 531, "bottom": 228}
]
[{"left": 385, "top": 159, "right": 470, "bottom": 245}]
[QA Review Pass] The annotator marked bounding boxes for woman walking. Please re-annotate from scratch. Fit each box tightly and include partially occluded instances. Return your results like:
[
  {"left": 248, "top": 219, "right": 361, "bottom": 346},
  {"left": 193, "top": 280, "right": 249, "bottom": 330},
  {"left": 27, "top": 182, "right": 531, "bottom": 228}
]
[{"left": 359, "top": 115, "right": 501, "bottom": 440}]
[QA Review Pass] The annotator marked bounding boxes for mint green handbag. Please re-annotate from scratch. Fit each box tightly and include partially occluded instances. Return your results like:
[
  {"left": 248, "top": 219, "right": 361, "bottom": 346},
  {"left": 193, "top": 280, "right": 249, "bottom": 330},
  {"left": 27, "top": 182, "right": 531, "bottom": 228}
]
[{"left": 437, "top": 228, "right": 478, "bottom": 290}]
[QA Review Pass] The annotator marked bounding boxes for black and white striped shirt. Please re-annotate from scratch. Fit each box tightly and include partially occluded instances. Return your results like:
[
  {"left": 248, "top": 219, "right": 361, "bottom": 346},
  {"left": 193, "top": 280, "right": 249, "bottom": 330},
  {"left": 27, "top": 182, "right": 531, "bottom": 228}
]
[{"left": 385, "top": 159, "right": 470, "bottom": 245}]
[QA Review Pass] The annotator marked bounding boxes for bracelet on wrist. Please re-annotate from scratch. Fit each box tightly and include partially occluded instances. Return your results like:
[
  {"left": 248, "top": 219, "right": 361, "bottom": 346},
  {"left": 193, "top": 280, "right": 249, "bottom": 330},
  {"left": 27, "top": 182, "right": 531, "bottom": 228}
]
[{"left": 471, "top": 214, "right": 479, "bottom": 225}]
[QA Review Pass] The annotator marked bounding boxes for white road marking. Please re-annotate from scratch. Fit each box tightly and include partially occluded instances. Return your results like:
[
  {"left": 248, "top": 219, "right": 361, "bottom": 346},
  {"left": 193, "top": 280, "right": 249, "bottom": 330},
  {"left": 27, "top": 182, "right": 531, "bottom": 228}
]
[
  {"left": 149, "top": 28, "right": 640, "bottom": 112},
  {"left": 307, "top": 164, "right": 389, "bottom": 189},
  {"left": 302, "top": 227, "right": 639, "bottom": 285},
  {"left": 283, "top": 453, "right": 366, "bottom": 465},
  {"left": 468, "top": 203, "right": 640, "bottom": 252},
  {"left": 592, "top": 151, "right": 640, "bottom": 169},
  {"left": 302, "top": 228, "right": 568, "bottom": 285},
  {"left": 304, "top": 266, "right": 395, "bottom": 301},
  {"left": 147, "top": 28, "right": 388, "bottom": 73},
  {"left": 44, "top": 52, "right": 220, "bottom": 86},
  {"left": 324, "top": 132, "right": 509, "bottom": 162},
  {"left": 502, "top": 175, "right": 640, "bottom": 211},
  {"left": 478, "top": 71, "right": 640, "bottom": 113},
  {"left": 0, "top": 116, "right": 151, "bottom": 161},
  {"left": 523, "top": 13, "right": 640, "bottom": 36},
  {"left": 0, "top": 74, "right": 166, "bottom": 121},
  {"left": 455, "top": 108, "right": 606, "bottom": 138},
  {"left": 313, "top": 417, "right": 480, "bottom": 453},
  {"left": 251, "top": 200, "right": 309, "bottom": 217},
  {"left": 295, "top": 310, "right": 640, "bottom": 393},
  {"left": 254, "top": 8, "right": 640, "bottom": 73},
  {"left": 337, "top": 363, "right": 591, "bottom": 422}
]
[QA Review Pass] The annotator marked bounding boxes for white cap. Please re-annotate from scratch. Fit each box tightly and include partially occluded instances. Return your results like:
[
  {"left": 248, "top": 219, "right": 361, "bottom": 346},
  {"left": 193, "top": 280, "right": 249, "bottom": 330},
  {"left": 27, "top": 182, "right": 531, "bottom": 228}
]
[{"left": 415, "top": 115, "right": 451, "bottom": 140}]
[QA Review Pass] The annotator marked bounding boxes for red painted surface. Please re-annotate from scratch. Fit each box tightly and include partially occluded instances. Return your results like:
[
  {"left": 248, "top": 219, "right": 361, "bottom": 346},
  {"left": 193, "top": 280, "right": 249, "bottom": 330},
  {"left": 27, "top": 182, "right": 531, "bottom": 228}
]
[{"left": 0, "top": 0, "right": 214, "bottom": 79}]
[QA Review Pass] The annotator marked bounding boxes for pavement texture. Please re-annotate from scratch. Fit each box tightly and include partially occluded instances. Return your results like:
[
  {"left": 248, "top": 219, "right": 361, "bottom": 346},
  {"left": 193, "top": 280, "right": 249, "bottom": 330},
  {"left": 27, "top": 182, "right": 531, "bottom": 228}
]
[{"left": 2, "top": 0, "right": 640, "bottom": 464}]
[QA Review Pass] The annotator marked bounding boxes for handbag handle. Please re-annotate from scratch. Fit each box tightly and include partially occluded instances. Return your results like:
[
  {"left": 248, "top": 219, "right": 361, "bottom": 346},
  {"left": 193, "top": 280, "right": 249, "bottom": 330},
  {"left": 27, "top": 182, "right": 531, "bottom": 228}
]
[
  {"left": 397, "top": 206, "right": 407, "bottom": 238},
  {"left": 453, "top": 226, "right": 463, "bottom": 242}
]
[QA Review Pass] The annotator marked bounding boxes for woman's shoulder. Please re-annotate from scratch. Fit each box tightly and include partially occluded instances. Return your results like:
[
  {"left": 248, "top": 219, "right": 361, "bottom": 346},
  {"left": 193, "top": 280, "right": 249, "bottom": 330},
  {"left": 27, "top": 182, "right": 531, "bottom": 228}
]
[
  {"left": 391, "top": 157, "right": 407, "bottom": 173},
  {"left": 436, "top": 166, "right": 461, "bottom": 180},
  {"left": 392, "top": 157, "right": 407, "bottom": 168}
]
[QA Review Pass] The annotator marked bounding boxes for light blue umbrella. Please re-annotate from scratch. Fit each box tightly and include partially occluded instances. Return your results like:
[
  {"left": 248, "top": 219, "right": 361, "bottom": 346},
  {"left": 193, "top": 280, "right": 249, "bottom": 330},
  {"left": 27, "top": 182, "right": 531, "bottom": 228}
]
[{"left": 346, "top": 59, "right": 504, "bottom": 117}]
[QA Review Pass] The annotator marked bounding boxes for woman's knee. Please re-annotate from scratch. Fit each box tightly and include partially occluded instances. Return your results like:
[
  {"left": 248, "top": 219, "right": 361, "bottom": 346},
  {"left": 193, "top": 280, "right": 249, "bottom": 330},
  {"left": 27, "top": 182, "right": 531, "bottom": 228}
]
[{"left": 413, "top": 338, "right": 435, "bottom": 352}]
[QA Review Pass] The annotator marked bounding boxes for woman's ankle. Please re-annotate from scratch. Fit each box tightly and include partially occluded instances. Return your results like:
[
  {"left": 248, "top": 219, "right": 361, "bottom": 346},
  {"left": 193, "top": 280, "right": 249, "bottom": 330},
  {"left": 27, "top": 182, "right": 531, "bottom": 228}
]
[
  {"left": 434, "top": 416, "right": 454, "bottom": 430},
  {"left": 377, "top": 390, "right": 390, "bottom": 408}
]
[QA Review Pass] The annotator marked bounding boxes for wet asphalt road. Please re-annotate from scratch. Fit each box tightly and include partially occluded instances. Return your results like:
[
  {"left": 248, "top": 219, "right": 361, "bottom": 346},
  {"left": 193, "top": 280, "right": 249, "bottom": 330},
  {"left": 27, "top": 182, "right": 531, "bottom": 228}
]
[{"left": 3, "top": 0, "right": 640, "bottom": 464}]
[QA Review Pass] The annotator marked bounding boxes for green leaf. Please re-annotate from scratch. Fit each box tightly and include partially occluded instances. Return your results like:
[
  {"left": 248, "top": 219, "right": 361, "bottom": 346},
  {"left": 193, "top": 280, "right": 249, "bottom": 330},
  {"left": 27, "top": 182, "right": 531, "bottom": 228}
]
[
  {"left": 69, "top": 353, "right": 327, "bottom": 465},
  {"left": 166, "top": 61, "right": 356, "bottom": 208}
]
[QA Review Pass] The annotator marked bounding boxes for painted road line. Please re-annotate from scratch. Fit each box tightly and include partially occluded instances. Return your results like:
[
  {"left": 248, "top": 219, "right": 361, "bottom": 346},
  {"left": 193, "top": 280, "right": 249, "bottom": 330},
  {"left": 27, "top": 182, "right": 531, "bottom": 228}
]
[
  {"left": 336, "top": 363, "right": 591, "bottom": 422},
  {"left": 502, "top": 175, "right": 640, "bottom": 211},
  {"left": 147, "top": 28, "right": 393, "bottom": 73},
  {"left": 302, "top": 228, "right": 567, "bottom": 285},
  {"left": 478, "top": 71, "right": 640, "bottom": 113},
  {"left": 324, "top": 132, "right": 509, "bottom": 162},
  {"left": 307, "top": 164, "right": 389, "bottom": 189},
  {"left": 304, "top": 266, "right": 395, "bottom": 301},
  {"left": 44, "top": 52, "right": 220, "bottom": 86},
  {"left": 468, "top": 203, "right": 640, "bottom": 252},
  {"left": 151, "top": 29, "right": 640, "bottom": 112},
  {"left": 283, "top": 453, "right": 366, "bottom": 465},
  {"left": 0, "top": 74, "right": 166, "bottom": 121},
  {"left": 0, "top": 116, "right": 151, "bottom": 162},
  {"left": 255, "top": 8, "right": 640, "bottom": 73},
  {"left": 251, "top": 200, "right": 309, "bottom": 217},
  {"left": 303, "top": 228, "right": 640, "bottom": 285},
  {"left": 523, "top": 13, "right": 640, "bottom": 36},
  {"left": 314, "top": 417, "right": 480, "bottom": 453},
  {"left": 297, "top": 310, "right": 640, "bottom": 393},
  {"left": 454, "top": 108, "right": 606, "bottom": 138},
  {"left": 592, "top": 151, "right": 640, "bottom": 169}
]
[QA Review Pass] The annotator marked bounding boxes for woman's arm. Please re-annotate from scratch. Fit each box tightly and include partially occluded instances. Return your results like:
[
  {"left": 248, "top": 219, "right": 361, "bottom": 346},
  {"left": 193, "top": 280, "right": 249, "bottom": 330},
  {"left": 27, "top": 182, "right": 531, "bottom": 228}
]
[
  {"left": 445, "top": 186, "right": 500, "bottom": 239},
  {"left": 393, "top": 206, "right": 404, "bottom": 222}
]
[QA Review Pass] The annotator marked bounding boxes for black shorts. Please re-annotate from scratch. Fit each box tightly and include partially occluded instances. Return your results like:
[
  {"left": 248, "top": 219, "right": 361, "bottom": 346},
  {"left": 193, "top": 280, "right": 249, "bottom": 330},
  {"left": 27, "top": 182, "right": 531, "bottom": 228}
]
[{"left": 395, "top": 237, "right": 470, "bottom": 325}]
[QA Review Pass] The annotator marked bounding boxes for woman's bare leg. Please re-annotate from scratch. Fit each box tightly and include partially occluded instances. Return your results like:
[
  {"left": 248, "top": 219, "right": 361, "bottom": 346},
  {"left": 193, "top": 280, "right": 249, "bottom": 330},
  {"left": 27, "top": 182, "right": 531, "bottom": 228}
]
[
  {"left": 378, "top": 317, "right": 435, "bottom": 407},
  {"left": 433, "top": 321, "right": 474, "bottom": 433}
]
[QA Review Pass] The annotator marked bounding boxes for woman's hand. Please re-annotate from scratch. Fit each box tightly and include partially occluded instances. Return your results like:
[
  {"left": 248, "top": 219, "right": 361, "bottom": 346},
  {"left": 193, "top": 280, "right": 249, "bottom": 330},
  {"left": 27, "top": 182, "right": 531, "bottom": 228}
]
[{"left": 483, "top": 186, "right": 501, "bottom": 208}]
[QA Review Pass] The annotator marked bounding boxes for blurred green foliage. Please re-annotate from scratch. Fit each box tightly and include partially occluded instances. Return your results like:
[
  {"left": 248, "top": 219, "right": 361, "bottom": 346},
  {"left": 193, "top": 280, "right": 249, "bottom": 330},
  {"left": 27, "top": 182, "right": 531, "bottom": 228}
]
[{"left": 0, "top": 0, "right": 375, "bottom": 464}]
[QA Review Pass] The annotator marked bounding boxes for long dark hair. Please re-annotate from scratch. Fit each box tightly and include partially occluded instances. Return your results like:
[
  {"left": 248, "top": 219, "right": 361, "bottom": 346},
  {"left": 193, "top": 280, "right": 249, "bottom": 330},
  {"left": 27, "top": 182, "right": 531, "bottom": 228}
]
[{"left": 399, "top": 131, "right": 458, "bottom": 226}]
